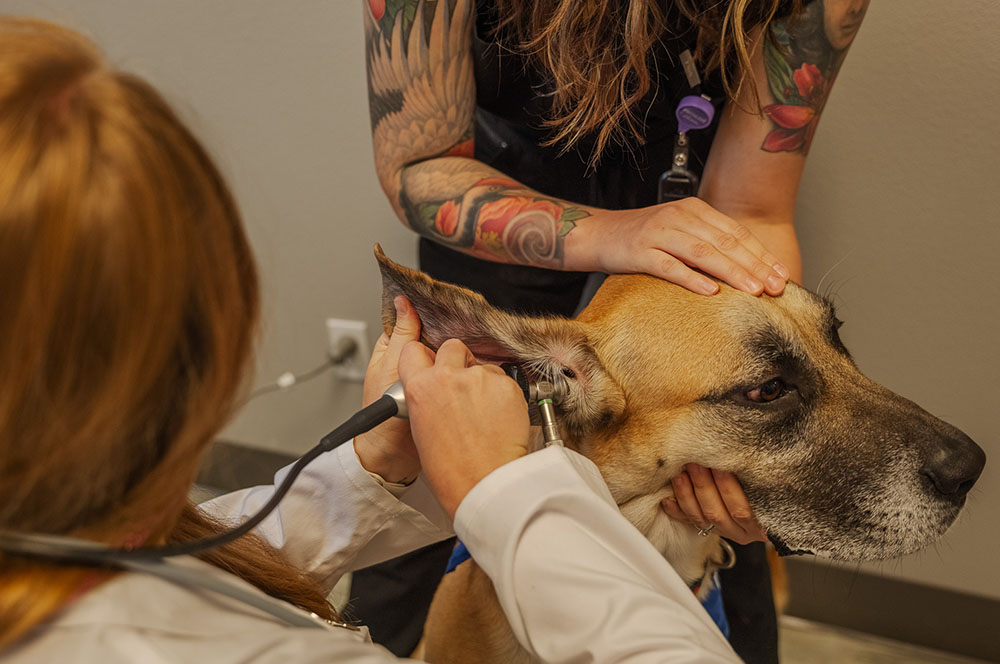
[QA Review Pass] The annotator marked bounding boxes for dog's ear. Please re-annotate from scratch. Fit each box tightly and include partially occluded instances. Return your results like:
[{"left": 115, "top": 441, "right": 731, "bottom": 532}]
[{"left": 375, "top": 244, "right": 624, "bottom": 434}]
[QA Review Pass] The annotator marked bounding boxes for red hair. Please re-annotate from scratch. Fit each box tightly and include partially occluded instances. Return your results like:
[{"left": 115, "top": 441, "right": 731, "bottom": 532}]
[{"left": 0, "top": 17, "right": 334, "bottom": 647}]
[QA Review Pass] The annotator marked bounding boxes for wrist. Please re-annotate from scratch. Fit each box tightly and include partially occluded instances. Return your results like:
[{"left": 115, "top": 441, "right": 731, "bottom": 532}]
[
  {"left": 563, "top": 208, "right": 617, "bottom": 272},
  {"left": 564, "top": 207, "right": 650, "bottom": 273},
  {"left": 353, "top": 433, "right": 420, "bottom": 485},
  {"left": 430, "top": 461, "right": 511, "bottom": 519}
]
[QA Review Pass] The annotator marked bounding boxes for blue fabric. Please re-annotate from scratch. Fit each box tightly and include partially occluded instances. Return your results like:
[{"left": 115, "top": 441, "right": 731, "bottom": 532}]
[
  {"left": 444, "top": 540, "right": 471, "bottom": 574},
  {"left": 701, "top": 574, "right": 730, "bottom": 639}
]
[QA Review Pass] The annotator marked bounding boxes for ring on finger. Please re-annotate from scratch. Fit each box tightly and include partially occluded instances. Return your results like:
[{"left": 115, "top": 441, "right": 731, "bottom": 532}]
[{"left": 698, "top": 524, "right": 716, "bottom": 537}]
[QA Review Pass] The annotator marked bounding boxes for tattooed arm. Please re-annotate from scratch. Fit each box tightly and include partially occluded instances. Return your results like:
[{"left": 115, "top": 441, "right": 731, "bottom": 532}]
[
  {"left": 700, "top": 0, "right": 871, "bottom": 281},
  {"left": 668, "top": 0, "right": 869, "bottom": 543},
  {"left": 365, "top": 0, "right": 587, "bottom": 268},
  {"left": 364, "top": 0, "right": 788, "bottom": 295}
]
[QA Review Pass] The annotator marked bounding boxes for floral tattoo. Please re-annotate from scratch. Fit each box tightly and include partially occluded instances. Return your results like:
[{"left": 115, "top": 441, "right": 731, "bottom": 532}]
[
  {"left": 762, "top": 0, "right": 869, "bottom": 154},
  {"left": 410, "top": 177, "right": 588, "bottom": 268}
]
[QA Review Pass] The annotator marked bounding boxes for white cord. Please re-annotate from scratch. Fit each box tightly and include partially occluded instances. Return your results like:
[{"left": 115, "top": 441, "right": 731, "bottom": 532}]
[{"left": 247, "top": 338, "right": 359, "bottom": 402}]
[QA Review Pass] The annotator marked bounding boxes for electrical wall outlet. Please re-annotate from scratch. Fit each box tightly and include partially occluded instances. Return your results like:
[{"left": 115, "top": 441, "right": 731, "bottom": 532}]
[{"left": 326, "top": 318, "right": 370, "bottom": 382}]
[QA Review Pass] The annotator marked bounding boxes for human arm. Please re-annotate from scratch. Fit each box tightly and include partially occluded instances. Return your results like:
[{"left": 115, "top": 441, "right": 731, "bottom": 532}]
[
  {"left": 668, "top": 0, "right": 871, "bottom": 539},
  {"left": 699, "top": 0, "right": 871, "bottom": 282},
  {"left": 397, "top": 338, "right": 739, "bottom": 662},
  {"left": 460, "top": 448, "right": 740, "bottom": 663},
  {"left": 199, "top": 445, "right": 451, "bottom": 592},
  {"left": 363, "top": 0, "right": 788, "bottom": 296}
]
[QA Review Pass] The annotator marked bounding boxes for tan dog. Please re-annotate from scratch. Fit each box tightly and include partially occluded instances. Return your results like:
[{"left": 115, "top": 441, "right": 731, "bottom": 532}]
[{"left": 374, "top": 246, "right": 985, "bottom": 664}]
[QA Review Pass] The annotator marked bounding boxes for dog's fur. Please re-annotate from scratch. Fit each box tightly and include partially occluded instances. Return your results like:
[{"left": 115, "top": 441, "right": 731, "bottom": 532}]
[{"left": 374, "top": 246, "right": 985, "bottom": 664}]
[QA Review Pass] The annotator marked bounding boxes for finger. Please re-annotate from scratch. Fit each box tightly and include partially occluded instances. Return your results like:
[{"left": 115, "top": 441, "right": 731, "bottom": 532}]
[
  {"left": 683, "top": 199, "right": 790, "bottom": 276},
  {"left": 660, "top": 496, "right": 692, "bottom": 524},
  {"left": 712, "top": 468, "right": 767, "bottom": 540},
  {"left": 398, "top": 340, "right": 436, "bottom": 384},
  {"left": 670, "top": 472, "right": 709, "bottom": 528},
  {"left": 368, "top": 299, "right": 424, "bottom": 383},
  {"left": 480, "top": 363, "right": 506, "bottom": 375},
  {"left": 696, "top": 208, "right": 789, "bottom": 295},
  {"left": 642, "top": 249, "right": 720, "bottom": 296},
  {"left": 435, "top": 338, "right": 476, "bottom": 369},
  {"left": 651, "top": 218, "right": 771, "bottom": 296},
  {"left": 387, "top": 297, "right": 422, "bottom": 349},
  {"left": 367, "top": 298, "right": 412, "bottom": 373},
  {"left": 686, "top": 227, "right": 784, "bottom": 296},
  {"left": 685, "top": 463, "right": 745, "bottom": 537},
  {"left": 662, "top": 231, "right": 768, "bottom": 296}
]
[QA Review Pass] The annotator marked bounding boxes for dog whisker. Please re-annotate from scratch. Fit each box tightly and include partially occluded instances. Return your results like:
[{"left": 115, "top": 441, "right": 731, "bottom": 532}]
[{"left": 815, "top": 250, "right": 856, "bottom": 295}]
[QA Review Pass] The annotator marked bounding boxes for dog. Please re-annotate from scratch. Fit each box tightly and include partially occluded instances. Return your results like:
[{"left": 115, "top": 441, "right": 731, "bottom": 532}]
[{"left": 374, "top": 246, "right": 985, "bottom": 664}]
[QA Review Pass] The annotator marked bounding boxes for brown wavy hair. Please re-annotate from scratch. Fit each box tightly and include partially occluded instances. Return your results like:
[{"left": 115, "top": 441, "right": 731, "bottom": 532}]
[
  {"left": 494, "top": 0, "right": 802, "bottom": 162},
  {"left": 0, "top": 17, "right": 334, "bottom": 648}
]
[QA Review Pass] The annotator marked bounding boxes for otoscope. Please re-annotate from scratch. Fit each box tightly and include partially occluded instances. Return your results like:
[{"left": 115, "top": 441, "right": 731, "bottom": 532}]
[{"left": 0, "top": 363, "right": 566, "bottom": 566}]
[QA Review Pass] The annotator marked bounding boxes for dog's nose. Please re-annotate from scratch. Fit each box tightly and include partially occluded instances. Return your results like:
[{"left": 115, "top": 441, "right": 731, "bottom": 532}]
[{"left": 921, "top": 433, "right": 986, "bottom": 499}]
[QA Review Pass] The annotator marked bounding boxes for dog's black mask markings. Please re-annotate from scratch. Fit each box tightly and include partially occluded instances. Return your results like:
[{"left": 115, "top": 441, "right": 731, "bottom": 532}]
[{"left": 698, "top": 290, "right": 986, "bottom": 561}]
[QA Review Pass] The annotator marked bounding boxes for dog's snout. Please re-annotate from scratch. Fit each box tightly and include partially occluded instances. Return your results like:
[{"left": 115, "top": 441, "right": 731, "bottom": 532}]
[{"left": 921, "top": 433, "right": 986, "bottom": 500}]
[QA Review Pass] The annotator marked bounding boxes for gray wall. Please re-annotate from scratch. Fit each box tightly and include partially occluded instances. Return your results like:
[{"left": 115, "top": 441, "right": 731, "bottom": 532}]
[
  {"left": 795, "top": 0, "right": 1000, "bottom": 600},
  {"left": 4, "top": 1, "right": 996, "bottom": 603}
]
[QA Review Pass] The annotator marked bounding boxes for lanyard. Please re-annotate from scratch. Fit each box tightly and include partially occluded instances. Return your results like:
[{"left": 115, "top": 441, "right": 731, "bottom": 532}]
[{"left": 658, "top": 51, "right": 716, "bottom": 203}]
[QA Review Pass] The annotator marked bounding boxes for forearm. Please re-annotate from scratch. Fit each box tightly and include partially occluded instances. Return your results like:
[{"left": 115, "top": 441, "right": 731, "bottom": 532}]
[
  {"left": 200, "top": 443, "right": 452, "bottom": 593},
  {"left": 389, "top": 154, "right": 626, "bottom": 270},
  {"left": 700, "top": 80, "right": 803, "bottom": 282},
  {"left": 456, "top": 446, "right": 739, "bottom": 663},
  {"left": 699, "top": 0, "right": 871, "bottom": 286}
]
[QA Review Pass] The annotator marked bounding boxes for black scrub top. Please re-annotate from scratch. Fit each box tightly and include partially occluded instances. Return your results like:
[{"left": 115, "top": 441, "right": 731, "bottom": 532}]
[{"left": 419, "top": 2, "right": 726, "bottom": 316}]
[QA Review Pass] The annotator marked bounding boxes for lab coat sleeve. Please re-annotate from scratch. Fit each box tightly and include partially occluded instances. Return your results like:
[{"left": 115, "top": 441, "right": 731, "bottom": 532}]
[
  {"left": 200, "top": 441, "right": 453, "bottom": 594},
  {"left": 455, "top": 445, "right": 741, "bottom": 664}
]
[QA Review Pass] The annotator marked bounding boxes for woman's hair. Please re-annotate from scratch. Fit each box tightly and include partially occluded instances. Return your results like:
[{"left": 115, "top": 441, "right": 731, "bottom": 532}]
[
  {"left": 494, "top": 0, "right": 802, "bottom": 162},
  {"left": 0, "top": 17, "right": 334, "bottom": 647}
]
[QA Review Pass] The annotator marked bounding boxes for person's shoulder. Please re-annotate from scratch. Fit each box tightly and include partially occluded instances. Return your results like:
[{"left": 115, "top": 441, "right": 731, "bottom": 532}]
[{"left": 3, "top": 559, "right": 380, "bottom": 664}]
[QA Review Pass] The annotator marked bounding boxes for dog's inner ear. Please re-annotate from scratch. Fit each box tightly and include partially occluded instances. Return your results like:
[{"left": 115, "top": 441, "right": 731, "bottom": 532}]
[{"left": 375, "top": 245, "right": 625, "bottom": 434}]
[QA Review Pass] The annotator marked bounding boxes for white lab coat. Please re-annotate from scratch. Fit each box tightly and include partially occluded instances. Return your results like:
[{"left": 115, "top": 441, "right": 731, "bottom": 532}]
[{"left": 5, "top": 442, "right": 739, "bottom": 663}]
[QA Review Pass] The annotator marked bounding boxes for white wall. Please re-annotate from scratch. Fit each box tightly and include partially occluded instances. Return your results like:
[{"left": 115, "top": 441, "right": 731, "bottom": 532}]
[
  {"left": 0, "top": 0, "right": 417, "bottom": 452},
  {"left": 3, "top": 1, "right": 996, "bottom": 602}
]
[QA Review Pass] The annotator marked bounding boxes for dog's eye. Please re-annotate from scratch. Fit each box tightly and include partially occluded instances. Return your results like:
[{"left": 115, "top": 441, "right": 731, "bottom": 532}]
[{"left": 747, "top": 378, "right": 787, "bottom": 403}]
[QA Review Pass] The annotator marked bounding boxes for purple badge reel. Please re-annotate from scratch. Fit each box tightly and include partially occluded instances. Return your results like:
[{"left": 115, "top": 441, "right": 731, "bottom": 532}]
[
  {"left": 659, "top": 96, "right": 716, "bottom": 203},
  {"left": 676, "top": 95, "right": 715, "bottom": 134}
]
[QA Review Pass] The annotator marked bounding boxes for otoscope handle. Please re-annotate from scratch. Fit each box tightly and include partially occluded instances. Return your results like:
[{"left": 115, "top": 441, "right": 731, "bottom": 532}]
[{"left": 383, "top": 381, "right": 407, "bottom": 418}]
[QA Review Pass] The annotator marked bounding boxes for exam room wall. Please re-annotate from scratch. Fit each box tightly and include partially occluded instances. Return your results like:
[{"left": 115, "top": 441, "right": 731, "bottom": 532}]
[
  {"left": 793, "top": 0, "right": 1000, "bottom": 603},
  {"left": 2, "top": 1, "right": 996, "bottom": 603}
]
